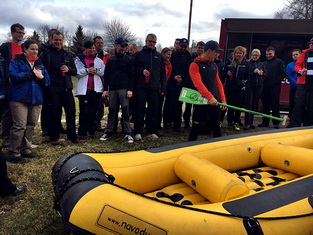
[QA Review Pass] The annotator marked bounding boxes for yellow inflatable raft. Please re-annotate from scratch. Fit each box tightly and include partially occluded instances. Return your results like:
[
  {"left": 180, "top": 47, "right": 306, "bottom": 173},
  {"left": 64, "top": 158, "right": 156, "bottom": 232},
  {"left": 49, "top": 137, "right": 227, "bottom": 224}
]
[{"left": 52, "top": 127, "right": 313, "bottom": 234}]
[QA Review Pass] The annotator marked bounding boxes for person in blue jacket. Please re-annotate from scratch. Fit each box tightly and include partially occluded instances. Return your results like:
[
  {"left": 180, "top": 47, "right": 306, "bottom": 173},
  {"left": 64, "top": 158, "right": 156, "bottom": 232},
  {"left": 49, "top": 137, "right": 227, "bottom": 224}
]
[
  {"left": 286, "top": 49, "right": 301, "bottom": 121},
  {"left": 8, "top": 39, "right": 50, "bottom": 163}
]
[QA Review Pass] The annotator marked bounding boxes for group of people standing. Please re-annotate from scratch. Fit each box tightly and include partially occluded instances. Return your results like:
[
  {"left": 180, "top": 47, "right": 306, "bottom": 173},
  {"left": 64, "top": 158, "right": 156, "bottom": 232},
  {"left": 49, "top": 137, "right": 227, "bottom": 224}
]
[
  {"left": 1, "top": 21, "right": 313, "bottom": 197},
  {"left": 0, "top": 22, "right": 312, "bottom": 164}
]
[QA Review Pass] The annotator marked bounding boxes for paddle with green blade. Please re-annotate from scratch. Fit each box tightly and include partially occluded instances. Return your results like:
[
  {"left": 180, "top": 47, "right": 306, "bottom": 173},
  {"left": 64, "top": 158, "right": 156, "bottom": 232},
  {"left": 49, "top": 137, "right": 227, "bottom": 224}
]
[{"left": 179, "top": 87, "right": 284, "bottom": 122}]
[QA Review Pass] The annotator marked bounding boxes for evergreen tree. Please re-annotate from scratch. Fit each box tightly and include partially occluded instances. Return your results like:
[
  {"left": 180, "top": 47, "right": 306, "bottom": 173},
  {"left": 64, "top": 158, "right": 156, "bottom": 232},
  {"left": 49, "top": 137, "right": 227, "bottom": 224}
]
[
  {"left": 71, "top": 25, "right": 87, "bottom": 55},
  {"left": 28, "top": 30, "right": 41, "bottom": 44}
]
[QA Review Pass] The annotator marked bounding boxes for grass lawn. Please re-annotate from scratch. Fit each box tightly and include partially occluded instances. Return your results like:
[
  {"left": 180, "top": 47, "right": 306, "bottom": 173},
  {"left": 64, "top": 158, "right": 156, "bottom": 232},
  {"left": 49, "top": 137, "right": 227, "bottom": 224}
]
[{"left": 0, "top": 97, "right": 282, "bottom": 234}]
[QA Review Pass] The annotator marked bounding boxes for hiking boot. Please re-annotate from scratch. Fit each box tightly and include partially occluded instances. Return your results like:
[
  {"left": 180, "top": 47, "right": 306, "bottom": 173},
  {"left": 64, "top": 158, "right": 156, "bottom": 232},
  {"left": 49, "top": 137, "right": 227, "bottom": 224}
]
[
  {"left": 233, "top": 123, "right": 240, "bottom": 131},
  {"left": 134, "top": 134, "right": 142, "bottom": 141},
  {"left": 1, "top": 185, "right": 26, "bottom": 197},
  {"left": 21, "top": 151, "right": 35, "bottom": 158},
  {"left": 11, "top": 186, "right": 26, "bottom": 196},
  {"left": 6, "top": 153, "right": 26, "bottom": 164},
  {"left": 124, "top": 135, "right": 134, "bottom": 143},
  {"left": 99, "top": 133, "right": 112, "bottom": 141}
]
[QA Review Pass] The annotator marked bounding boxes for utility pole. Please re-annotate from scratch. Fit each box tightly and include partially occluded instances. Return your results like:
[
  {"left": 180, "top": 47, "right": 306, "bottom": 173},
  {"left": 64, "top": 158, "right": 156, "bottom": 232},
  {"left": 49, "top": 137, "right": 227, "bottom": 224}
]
[{"left": 187, "top": 0, "right": 193, "bottom": 47}]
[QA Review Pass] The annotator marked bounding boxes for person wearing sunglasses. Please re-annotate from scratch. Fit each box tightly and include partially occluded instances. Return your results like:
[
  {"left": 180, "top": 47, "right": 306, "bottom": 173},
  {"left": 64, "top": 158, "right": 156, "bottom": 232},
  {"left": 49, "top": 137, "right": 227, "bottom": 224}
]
[
  {"left": 133, "top": 33, "right": 166, "bottom": 141},
  {"left": 289, "top": 38, "right": 313, "bottom": 127}
]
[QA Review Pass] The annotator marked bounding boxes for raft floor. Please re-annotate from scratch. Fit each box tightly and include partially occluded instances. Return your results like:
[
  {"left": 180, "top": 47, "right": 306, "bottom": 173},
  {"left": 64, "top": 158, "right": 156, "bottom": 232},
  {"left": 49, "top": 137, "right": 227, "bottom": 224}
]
[{"left": 145, "top": 166, "right": 299, "bottom": 206}]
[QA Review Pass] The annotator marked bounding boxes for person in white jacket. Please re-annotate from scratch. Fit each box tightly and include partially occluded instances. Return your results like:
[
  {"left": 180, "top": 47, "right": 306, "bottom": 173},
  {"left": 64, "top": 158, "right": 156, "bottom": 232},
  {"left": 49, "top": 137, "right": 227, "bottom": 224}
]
[{"left": 75, "top": 41, "right": 105, "bottom": 139}]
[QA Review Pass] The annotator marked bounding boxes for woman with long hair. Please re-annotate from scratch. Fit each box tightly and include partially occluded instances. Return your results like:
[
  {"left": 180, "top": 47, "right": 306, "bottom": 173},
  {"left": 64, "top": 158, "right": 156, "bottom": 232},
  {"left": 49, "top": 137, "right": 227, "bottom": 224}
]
[{"left": 223, "top": 46, "right": 249, "bottom": 131}]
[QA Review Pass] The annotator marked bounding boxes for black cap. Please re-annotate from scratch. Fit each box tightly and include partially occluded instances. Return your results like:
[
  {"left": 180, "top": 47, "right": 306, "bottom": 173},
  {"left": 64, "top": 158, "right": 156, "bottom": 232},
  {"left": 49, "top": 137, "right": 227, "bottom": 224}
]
[
  {"left": 204, "top": 40, "right": 223, "bottom": 51},
  {"left": 180, "top": 38, "right": 188, "bottom": 46},
  {"left": 115, "top": 37, "right": 128, "bottom": 46}
]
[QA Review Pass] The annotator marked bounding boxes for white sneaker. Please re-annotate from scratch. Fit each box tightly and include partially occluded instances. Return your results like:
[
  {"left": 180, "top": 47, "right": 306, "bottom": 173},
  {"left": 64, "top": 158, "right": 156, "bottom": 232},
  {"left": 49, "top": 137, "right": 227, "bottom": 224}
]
[
  {"left": 149, "top": 134, "right": 159, "bottom": 139},
  {"left": 134, "top": 134, "right": 142, "bottom": 141},
  {"left": 99, "top": 133, "right": 112, "bottom": 141},
  {"left": 124, "top": 135, "right": 134, "bottom": 143}
]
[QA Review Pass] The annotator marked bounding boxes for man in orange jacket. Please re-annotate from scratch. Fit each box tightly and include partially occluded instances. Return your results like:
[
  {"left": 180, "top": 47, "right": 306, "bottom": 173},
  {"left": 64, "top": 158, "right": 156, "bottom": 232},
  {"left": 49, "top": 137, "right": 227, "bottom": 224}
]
[
  {"left": 289, "top": 38, "right": 313, "bottom": 127},
  {"left": 189, "top": 40, "right": 227, "bottom": 141}
]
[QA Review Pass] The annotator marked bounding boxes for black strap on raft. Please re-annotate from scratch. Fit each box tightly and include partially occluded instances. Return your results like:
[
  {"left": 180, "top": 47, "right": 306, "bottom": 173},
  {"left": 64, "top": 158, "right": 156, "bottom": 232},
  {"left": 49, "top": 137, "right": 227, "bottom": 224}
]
[
  {"left": 243, "top": 217, "right": 264, "bottom": 235},
  {"left": 308, "top": 196, "right": 313, "bottom": 209}
]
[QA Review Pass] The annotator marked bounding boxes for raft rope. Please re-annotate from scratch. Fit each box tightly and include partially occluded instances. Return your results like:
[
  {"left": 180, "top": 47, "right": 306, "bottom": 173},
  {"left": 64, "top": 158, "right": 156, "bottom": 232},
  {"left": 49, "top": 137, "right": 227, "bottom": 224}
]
[{"left": 53, "top": 153, "right": 115, "bottom": 211}]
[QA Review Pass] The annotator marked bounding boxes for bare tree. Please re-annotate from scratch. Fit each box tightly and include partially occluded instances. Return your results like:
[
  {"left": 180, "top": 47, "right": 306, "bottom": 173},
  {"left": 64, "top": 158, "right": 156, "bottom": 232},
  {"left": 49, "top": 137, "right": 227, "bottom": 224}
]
[
  {"left": 103, "top": 18, "right": 137, "bottom": 47},
  {"left": 274, "top": 0, "right": 313, "bottom": 19},
  {"left": 37, "top": 24, "right": 51, "bottom": 43}
]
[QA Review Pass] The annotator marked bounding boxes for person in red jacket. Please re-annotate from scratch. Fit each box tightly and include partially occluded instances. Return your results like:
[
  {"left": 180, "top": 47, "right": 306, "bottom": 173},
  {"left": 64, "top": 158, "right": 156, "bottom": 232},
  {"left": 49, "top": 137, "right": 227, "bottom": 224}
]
[
  {"left": 289, "top": 38, "right": 313, "bottom": 127},
  {"left": 189, "top": 40, "right": 227, "bottom": 141}
]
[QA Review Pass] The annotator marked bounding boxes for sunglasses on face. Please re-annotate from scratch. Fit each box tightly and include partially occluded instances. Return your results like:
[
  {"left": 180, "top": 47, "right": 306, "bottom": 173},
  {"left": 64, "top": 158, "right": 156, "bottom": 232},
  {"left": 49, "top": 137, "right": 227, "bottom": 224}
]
[{"left": 148, "top": 40, "right": 157, "bottom": 44}]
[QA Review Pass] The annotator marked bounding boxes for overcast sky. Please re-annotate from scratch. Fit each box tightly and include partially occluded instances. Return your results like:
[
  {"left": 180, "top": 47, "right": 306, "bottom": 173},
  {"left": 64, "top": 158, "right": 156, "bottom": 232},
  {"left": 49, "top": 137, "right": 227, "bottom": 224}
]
[{"left": 0, "top": 0, "right": 286, "bottom": 47}]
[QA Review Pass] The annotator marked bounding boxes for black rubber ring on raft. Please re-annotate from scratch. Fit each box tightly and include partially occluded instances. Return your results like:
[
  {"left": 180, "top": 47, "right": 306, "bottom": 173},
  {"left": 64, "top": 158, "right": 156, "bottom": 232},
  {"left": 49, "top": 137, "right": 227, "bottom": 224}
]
[{"left": 243, "top": 218, "right": 264, "bottom": 235}]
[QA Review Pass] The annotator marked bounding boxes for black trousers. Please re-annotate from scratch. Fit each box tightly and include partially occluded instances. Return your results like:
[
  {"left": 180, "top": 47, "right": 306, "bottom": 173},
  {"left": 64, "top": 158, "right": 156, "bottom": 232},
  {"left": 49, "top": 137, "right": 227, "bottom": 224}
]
[
  {"left": 95, "top": 97, "right": 104, "bottom": 128},
  {"left": 288, "top": 87, "right": 297, "bottom": 119},
  {"left": 225, "top": 86, "right": 244, "bottom": 124},
  {"left": 163, "top": 85, "right": 183, "bottom": 129},
  {"left": 189, "top": 105, "right": 221, "bottom": 141},
  {"left": 290, "top": 84, "right": 313, "bottom": 127},
  {"left": 134, "top": 88, "right": 159, "bottom": 135},
  {"left": 0, "top": 150, "right": 16, "bottom": 196},
  {"left": 46, "top": 86, "right": 77, "bottom": 141},
  {"left": 244, "top": 86, "right": 263, "bottom": 126},
  {"left": 261, "top": 85, "right": 281, "bottom": 125},
  {"left": 41, "top": 87, "right": 64, "bottom": 132},
  {"left": 77, "top": 90, "right": 102, "bottom": 137}
]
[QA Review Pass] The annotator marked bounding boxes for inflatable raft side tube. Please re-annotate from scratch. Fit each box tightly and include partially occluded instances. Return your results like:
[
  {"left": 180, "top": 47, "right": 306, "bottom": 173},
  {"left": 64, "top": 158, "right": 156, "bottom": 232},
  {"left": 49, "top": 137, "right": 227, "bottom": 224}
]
[
  {"left": 223, "top": 175, "right": 313, "bottom": 217},
  {"left": 147, "top": 127, "right": 312, "bottom": 153},
  {"left": 261, "top": 143, "right": 313, "bottom": 176},
  {"left": 52, "top": 153, "right": 112, "bottom": 220}
]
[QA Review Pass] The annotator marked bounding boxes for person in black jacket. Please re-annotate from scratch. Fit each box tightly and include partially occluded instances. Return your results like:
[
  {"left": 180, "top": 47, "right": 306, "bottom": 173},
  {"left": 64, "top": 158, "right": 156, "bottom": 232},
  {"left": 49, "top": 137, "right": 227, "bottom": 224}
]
[
  {"left": 223, "top": 46, "right": 249, "bottom": 131},
  {"left": 39, "top": 31, "right": 84, "bottom": 145},
  {"left": 133, "top": 33, "right": 166, "bottom": 141},
  {"left": 0, "top": 23, "right": 25, "bottom": 149},
  {"left": 99, "top": 37, "right": 134, "bottom": 143},
  {"left": 163, "top": 38, "right": 192, "bottom": 132},
  {"left": 39, "top": 28, "right": 66, "bottom": 137},
  {"left": 244, "top": 49, "right": 267, "bottom": 130},
  {"left": 258, "top": 46, "right": 286, "bottom": 129}
]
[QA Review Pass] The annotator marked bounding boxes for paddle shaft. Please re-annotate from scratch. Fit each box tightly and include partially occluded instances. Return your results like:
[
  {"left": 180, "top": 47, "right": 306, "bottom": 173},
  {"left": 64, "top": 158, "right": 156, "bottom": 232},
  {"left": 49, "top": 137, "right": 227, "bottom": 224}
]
[
  {"left": 218, "top": 102, "right": 284, "bottom": 122},
  {"left": 179, "top": 87, "right": 284, "bottom": 122}
]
